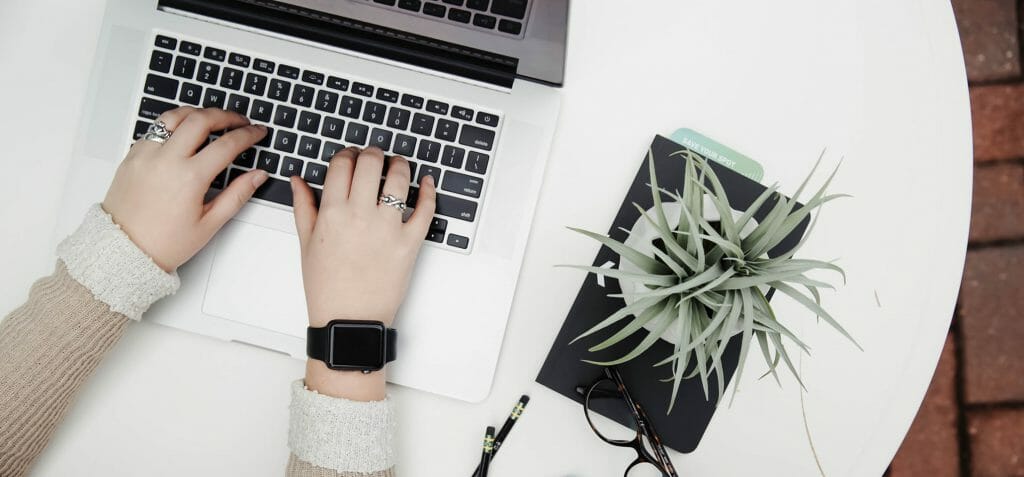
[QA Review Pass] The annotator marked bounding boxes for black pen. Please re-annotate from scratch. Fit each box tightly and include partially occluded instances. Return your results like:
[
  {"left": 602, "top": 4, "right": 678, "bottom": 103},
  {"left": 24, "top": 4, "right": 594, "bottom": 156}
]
[
  {"left": 473, "top": 395, "right": 530, "bottom": 477},
  {"left": 478, "top": 426, "right": 495, "bottom": 477}
]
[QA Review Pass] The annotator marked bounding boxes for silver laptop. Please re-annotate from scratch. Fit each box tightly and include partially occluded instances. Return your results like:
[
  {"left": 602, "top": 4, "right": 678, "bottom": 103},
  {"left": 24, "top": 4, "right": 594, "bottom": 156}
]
[{"left": 56, "top": 0, "right": 567, "bottom": 402}]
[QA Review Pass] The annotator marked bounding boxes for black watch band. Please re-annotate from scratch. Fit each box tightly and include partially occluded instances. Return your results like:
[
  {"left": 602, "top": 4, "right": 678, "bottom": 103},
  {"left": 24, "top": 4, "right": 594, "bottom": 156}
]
[{"left": 307, "top": 320, "right": 397, "bottom": 372}]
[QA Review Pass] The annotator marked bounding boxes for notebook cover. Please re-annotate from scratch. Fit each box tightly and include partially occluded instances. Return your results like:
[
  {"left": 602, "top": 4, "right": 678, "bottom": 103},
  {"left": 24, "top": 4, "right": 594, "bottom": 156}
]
[{"left": 536, "top": 135, "right": 810, "bottom": 453}]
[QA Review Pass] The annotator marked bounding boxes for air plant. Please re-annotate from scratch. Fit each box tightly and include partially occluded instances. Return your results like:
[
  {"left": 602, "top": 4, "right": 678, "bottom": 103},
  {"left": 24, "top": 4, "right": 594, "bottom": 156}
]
[{"left": 565, "top": 149, "right": 857, "bottom": 411}]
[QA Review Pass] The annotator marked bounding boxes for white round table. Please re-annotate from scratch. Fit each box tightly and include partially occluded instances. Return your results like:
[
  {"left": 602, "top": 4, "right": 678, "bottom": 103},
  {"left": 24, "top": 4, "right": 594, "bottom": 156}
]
[{"left": 0, "top": 0, "right": 971, "bottom": 475}]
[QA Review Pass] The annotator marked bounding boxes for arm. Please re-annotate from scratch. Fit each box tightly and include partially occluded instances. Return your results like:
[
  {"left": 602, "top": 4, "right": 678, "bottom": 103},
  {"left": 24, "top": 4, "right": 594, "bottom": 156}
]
[
  {"left": 0, "top": 107, "right": 268, "bottom": 476},
  {"left": 284, "top": 146, "right": 436, "bottom": 476}
]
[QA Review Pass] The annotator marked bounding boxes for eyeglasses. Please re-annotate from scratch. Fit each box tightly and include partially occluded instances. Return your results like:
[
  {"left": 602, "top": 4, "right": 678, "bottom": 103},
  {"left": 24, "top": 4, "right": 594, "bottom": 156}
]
[{"left": 576, "top": 367, "right": 679, "bottom": 477}]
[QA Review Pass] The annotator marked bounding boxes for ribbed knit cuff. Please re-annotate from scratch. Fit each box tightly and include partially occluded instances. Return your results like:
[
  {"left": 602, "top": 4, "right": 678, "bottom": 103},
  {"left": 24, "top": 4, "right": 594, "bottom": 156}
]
[
  {"left": 56, "top": 204, "right": 180, "bottom": 320},
  {"left": 288, "top": 380, "right": 396, "bottom": 474}
]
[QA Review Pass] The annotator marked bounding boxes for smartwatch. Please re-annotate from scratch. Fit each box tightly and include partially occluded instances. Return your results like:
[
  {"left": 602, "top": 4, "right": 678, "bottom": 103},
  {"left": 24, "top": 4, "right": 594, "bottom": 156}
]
[{"left": 306, "top": 320, "right": 397, "bottom": 373}]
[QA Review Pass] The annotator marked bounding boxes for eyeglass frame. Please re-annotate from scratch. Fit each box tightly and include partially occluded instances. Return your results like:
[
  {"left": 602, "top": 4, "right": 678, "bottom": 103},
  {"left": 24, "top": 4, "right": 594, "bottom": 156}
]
[{"left": 575, "top": 366, "right": 679, "bottom": 477}]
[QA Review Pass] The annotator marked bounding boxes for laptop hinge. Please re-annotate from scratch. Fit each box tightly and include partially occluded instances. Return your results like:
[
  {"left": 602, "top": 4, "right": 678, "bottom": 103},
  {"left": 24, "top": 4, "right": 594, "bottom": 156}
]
[{"left": 157, "top": 0, "right": 519, "bottom": 88}]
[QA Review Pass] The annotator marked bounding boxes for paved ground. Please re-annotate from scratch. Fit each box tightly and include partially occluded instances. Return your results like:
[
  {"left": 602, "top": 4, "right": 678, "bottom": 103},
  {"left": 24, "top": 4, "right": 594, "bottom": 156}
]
[{"left": 888, "top": 1, "right": 1024, "bottom": 476}]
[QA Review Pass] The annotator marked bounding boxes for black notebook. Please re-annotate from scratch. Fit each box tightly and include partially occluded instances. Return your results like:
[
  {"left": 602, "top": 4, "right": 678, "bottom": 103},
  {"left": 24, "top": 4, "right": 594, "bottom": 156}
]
[{"left": 536, "top": 135, "right": 810, "bottom": 453}]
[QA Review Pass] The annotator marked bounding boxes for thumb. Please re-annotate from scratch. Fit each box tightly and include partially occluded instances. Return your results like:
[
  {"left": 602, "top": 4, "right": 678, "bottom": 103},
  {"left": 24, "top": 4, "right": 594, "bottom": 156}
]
[
  {"left": 290, "top": 176, "right": 318, "bottom": 249},
  {"left": 202, "top": 169, "right": 268, "bottom": 232}
]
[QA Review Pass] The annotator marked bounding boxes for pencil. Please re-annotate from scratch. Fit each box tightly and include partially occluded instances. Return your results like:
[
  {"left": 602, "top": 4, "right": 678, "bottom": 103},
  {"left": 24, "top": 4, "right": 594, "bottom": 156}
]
[
  {"left": 479, "top": 426, "right": 496, "bottom": 477},
  {"left": 473, "top": 395, "right": 530, "bottom": 477}
]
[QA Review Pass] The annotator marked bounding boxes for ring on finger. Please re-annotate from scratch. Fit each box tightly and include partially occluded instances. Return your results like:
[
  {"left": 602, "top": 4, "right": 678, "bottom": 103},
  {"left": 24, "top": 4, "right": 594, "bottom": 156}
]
[
  {"left": 141, "top": 120, "right": 173, "bottom": 145},
  {"left": 378, "top": 194, "right": 407, "bottom": 212}
]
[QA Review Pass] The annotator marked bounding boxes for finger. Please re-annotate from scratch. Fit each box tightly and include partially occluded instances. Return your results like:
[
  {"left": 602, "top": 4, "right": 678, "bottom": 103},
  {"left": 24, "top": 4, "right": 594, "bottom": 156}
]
[
  {"left": 349, "top": 147, "right": 387, "bottom": 209},
  {"left": 405, "top": 175, "right": 437, "bottom": 237},
  {"left": 290, "top": 176, "right": 318, "bottom": 249},
  {"left": 201, "top": 169, "right": 269, "bottom": 233},
  {"left": 321, "top": 147, "right": 359, "bottom": 207},
  {"left": 128, "top": 106, "right": 196, "bottom": 158},
  {"left": 162, "top": 108, "right": 251, "bottom": 158},
  {"left": 195, "top": 124, "right": 267, "bottom": 179},
  {"left": 379, "top": 156, "right": 412, "bottom": 216}
]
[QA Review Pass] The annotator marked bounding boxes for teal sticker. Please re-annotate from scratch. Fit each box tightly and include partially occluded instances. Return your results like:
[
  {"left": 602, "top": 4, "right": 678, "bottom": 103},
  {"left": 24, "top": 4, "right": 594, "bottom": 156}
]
[{"left": 669, "top": 128, "right": 764, "bottom": 182}]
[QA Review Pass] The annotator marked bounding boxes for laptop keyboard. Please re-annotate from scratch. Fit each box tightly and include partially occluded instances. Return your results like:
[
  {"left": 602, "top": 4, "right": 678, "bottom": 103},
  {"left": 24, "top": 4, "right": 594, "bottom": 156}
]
[
  {"left": 134, "top": 32, "right": 504, "bottom": 253},
  {"left": 359, "top": 0, "right": 531, "bottom": 38}
]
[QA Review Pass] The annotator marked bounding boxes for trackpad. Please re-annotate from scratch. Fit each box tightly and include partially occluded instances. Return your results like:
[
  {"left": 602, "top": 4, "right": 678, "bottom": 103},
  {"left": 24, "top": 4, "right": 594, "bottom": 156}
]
[{"left": 202, "top": 220, "right": 307, "bottom": 338}]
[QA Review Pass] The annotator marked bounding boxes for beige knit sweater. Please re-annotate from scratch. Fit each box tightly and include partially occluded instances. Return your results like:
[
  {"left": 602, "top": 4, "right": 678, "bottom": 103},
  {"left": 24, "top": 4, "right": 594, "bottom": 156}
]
[{"left": 0, "top": 206, "right": 396, "bottom": 476}]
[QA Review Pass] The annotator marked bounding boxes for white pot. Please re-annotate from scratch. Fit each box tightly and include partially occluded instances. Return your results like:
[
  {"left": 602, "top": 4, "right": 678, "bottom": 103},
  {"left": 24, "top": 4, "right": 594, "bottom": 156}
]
[{"left": 618, "top": 197, "right": 757, "bottom": 347}]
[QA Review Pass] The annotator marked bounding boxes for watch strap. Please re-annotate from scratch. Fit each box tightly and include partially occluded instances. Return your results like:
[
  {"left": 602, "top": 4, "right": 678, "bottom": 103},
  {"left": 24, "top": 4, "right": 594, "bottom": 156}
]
[{"left": 306, "top": 322, "right": 397, "bottom": 367}]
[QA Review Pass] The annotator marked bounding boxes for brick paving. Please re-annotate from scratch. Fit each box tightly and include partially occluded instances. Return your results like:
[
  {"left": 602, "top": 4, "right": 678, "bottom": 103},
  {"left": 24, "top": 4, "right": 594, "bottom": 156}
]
[{"left": 889, "top": 0, "right": 1024, "bottom": 475}]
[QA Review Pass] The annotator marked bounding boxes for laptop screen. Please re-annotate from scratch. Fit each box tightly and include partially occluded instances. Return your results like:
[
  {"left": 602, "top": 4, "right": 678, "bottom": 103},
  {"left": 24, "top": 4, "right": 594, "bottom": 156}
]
[{"left": 159, "top": 0, "right": 568, "bottom": 87}]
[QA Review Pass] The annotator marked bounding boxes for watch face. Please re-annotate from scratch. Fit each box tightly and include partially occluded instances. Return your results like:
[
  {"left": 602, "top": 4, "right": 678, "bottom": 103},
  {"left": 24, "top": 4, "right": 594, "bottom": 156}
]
[{"left": 330, "top": 323, "right": 384, "bottom": 368}]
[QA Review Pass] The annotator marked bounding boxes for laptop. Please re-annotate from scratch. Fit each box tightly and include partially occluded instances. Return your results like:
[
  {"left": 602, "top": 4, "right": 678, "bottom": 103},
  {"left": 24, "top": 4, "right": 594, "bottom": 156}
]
[{"left": 55, "top": 0, "right": 567, "bottom": 402}]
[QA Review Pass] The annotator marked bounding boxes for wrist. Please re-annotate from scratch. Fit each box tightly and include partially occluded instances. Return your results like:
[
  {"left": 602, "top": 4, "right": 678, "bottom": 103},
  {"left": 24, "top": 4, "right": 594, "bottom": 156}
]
[
  {"left": 305, "top": 360, "right": 386, "bottom": 401},
  {"left": 307, "top": 309, "right": 396, "bottom": 328}
]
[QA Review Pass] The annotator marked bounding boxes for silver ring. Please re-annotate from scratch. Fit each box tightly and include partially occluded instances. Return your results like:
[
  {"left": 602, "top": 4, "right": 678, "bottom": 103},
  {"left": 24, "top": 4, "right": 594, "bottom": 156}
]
[
  {"left": 142, "top": 120, "right": 172, "bottom": 144},
  {"left": 378, "top": 194, "right": 407, "bottom": 212}
]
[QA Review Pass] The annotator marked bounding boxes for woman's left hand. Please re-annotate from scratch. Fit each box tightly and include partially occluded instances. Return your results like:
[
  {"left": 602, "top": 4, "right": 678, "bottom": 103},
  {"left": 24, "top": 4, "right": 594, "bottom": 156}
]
[{"left": 103, "top": 106, "right": 269, "bottom": 272}]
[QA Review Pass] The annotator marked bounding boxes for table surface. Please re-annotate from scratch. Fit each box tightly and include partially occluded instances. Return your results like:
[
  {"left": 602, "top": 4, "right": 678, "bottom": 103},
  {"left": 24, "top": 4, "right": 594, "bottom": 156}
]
[{"left": 0, "top": 0, "right": 972, "bottom": 475}]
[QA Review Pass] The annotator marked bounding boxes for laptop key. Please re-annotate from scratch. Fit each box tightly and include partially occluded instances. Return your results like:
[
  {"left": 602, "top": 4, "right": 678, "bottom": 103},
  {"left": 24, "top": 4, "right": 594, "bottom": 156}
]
[
  {"left": 322, "top": 141, "right": 345, "bottom": 162},
  {"left": 244, "top": 73, "right": 268, "bottom": 96},
  {"left": 491, "top": 0, "right": 528, "bottom": 19},
  {"left": 155, "top": 35, "right": 177, "bottom": 50},
  {"left": 436, "top": 192, "right": 478, "bottom": 221},
  {"left": 138, "top": 97, "right": 177, "bottom": 120},
  {"left": 227, "top": 94, "right": 249, "bottom": 115},
  {"left": 302, "top": 70, "right": 325, "bottom": 85},
  {"left": 204, "top": 47, "right": 226, "bottom": 62},
  {"left": 203, "top": 88, "right": 226, "bottom": 108},
  {"left": 273, "top": 105, "right": 297, "bottom": 128},
  {"left": 452, "top": 106, "right": 474, "bottom": 121},
  {"left": 172, "top": 56, "right": 196, "bottom": 79},
  {"left": 435, "top": 119, "right": 458, "bottom": 141},
  {"left": 298, "top": 111, "right": 322, "bottom": 134},
  {"left": 466, "top": 0, "right": 488, "bottom": 11},
  {"left": 476, "top": 111, "right": 499, "bottom": 127},
  {"left": 257, "top": 151, "right": 281, "bottom": 173},
  {"left": 398, "top": 0, "right": 422, "bottom": 12},
  {"left": 387, "top": 107, "right": 411, "bottom": 130},
  {"left": 253, "top": 58, "right": 275, "bottom": 73},
  {"left": 401, "top": 94, "right": 424, "bottom": 109},
  {"left": 426, "top": 230, "right": 444, "bottom": 243},
  {"left": 417, "top": 140, "right": 441, "bottom": 162},
  {"left": 274, "top": 131, "right": 298, "bottom": 153},
  {"left": 466, "top": 151, "right": 489, "bottom": 174},
  {"left": 229, "top": 53, "right": 251, "bottom": 68},
  {"left": 363, "top": 101, "right": 387, "bottom": 124},
  {"left": 417, "top": 165, "right": 442, "bottom": 185},
  {"left": 179, "top": 82, "right": 202, "bottom": 105},
  {"left": 442, "top": 0, "right": 463, "bottom": 5},
  {"left": 179, "top": 40, "right": 202, "bottom": 56},
  {"left": 251, "top": 99, "right": 274, "bottom": 122},
  {"left": 448, "top": 8, "right": 471, "bottom": 23},
  {"left": 278, "top": 64, "right": 300, "bottom": 80},
  {"left": 144, "top": 74, "right": 178, "bottom": 100},
  {"left": 442, "top": 170, "right": 483, "bottom": 198},
  {"left": 298, "top": 136, "right": 322, "bottom": 159},
  {"left": 291, "top": 85, "right": 315, "bottom": 107},
  {"left": 150, "top": 50, "right": 173, "bottom": 73},
  {"left": 234, "top": 147, "right": 257, "bottom": 168},
  {"left": 322, "top": 117, "right": 345, "bottom": 139},
  {"left": 315, "top": 90, "right": 340, "bottom": 113},
  {"left": 458, "top": 124, "right": 496, "bottom": 151},
  {"left": 133, "top": 120, "right": 150, "bottom": 140},
  {"left": 430, "top": 217, "right": 448, "bottom": 232},
  {"left": 345, "top": 122, "right": 369, "bottom": 145},
  {"left": 426, "top": 100, "right": 449, "bottom": 115},
  {"left": 393, "top": 134, "right": 417, "bottom": 156},
  {"left": 473, "top": 13, "right": 496, "bottom": 29},
  {"left": 197, "top": 62, "right": 220, "bottom": 85},
  {"left": 440, "top": 145, "right": 465, "bottom": 169},
  {"left": 376, "top": 88, "right": 399, "bottom": 103},
  {"left": 269, "top": 79, "right": 291, "bottom": 101},
  {"left": 252, "top": 175, "right": 294, "bottom": 206},
  {"left": 497, "top": 19, "right": 522, "bottom": 35},
  {"left": 281, "top": 157, "right": 304, "bottom": 177},
  {"left": 340, "top": 96, "right": 362, "bottom": 118},
  {"left": 423, "top": 3, "right": 446, "bottom": 17},
  {"left": 352, "top": 82, "right": 374, "bottom": 97},
  {"left": 304, "top": 162, "right": 327, "bottom": 185},
  {"left": 411, "top": 113, "right": 434, "bottom": 135},
  {"left": 447, "top": 234, "right": 469, "bottom": 249},
  {"left": 220, "top": 67, "right": 244, "bottom": 90},
  {"left": 327, "top": 76, "right": 349, "bottom": 91},
  {"left": 374, "top": 0, "right": 396, "bottom": 5},
  {"left": 369, "top": 128, "right": 393, "bottom": 150}
]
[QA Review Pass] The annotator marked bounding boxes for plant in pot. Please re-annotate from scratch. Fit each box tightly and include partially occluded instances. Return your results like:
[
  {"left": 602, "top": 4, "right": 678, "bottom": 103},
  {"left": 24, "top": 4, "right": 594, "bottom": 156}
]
[{"left": 565, "top": 149, "right": 858, "bottom": 410}]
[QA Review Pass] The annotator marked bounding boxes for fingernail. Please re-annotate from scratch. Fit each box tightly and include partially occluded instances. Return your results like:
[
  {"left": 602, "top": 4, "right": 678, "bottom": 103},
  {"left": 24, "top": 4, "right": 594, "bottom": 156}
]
[
  {"left": 254, "top": 124, "right": 267, "bottom": 131},
  {"left": 252, "top": 170, "right": 269, "bottom": 187}
]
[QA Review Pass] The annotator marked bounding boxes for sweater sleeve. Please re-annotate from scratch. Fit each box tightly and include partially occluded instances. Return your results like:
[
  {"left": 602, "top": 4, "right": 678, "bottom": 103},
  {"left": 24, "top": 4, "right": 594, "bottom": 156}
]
[{"left": 0, "top": 204, "right": 179, "bottom": 476}]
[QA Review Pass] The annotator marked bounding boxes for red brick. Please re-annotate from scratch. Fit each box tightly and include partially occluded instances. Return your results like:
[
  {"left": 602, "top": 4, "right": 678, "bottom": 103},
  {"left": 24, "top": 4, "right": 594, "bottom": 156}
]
[
  {"left": 890, "top": 333, "right": 960, "bottom": 477},
  {"left": 970, "top": 162, "right": 1024, "bottom": 242},
  {"left": 960, "top": 245, "right": 1024, "bottom": 403},
  {"left": 952, "top": 0, "right": 1020, "bottom": 82},
  {"left": 971, "top": 85, "right": 1024, "bottom": 162},
  {"left": 968, "top": 409, "right": 1024, "bottom": 476}
]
